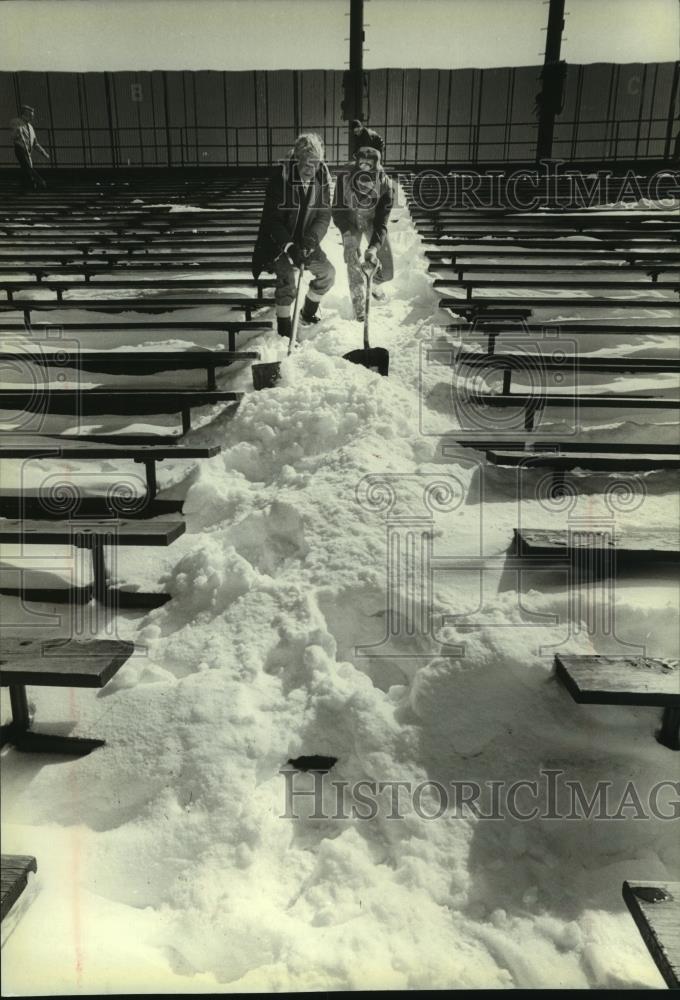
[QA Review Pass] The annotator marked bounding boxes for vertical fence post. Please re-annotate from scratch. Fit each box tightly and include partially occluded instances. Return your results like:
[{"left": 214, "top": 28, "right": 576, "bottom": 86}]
[
  {"left": 536, "top": 0, "right": 566, "bottom": 161},
  {"left": 663, "top": 61, "right": 680, "bottom": 160},
  {"left": 104, "top": 72, "right": 116, "bottom": 168},
  {"left": 163, "top": 71, "right": 172, "bottom": 167}
]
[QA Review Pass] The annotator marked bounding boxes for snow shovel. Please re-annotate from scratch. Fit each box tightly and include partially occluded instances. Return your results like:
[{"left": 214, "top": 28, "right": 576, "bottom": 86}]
[
  {"left": 252, "top": 263, "right": 305, "bottom": 390},
  {"left": 343, "top": 266, "right": 389, "bottom": 376}
]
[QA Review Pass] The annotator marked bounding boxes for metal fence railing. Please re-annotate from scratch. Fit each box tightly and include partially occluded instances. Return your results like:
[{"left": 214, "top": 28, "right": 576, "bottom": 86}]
[{"left": 1, "top": 116, "right": 676, "bottom": 171}]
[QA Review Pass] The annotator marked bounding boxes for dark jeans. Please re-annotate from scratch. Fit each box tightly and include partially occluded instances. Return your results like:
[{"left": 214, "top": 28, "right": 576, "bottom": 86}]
[{"left": 14, "top": 145, "right": 46, "bottom": 190}]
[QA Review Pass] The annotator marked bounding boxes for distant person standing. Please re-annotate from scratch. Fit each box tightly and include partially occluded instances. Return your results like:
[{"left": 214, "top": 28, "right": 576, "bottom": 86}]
[
  {"left": 350, "top": 119, "right": 384, "bottom": 161},
  {"left": 9, "top": 105, "right": 49, "bottom": 190}
]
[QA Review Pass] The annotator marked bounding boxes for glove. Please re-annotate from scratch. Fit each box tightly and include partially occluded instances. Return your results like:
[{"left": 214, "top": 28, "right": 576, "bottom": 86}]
[
  {"left": 286, "top": 243, "right": 305, "bottom": 267},
  {"left": 301, "top": 235, "right": 317, "bottom": 258},
  {"left": 362, "top": 246, "right": 380, "bottom": 274}
]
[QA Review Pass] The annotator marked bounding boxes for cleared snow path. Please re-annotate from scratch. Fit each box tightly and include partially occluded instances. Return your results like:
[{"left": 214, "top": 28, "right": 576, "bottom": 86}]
[{"left": 1, "top": 191, "right": 678, "bottom": 992}]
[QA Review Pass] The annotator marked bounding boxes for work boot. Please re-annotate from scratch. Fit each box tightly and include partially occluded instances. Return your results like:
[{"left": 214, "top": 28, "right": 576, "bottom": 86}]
[
  {"left": 299, "top": 296, "right": 321, "bottom": 326},
  {"left": 277, "top": 315, "right": 292, "bottom": 339}
]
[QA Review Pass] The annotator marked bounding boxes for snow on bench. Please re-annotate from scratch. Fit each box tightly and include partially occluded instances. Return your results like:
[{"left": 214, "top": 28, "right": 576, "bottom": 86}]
[
  {"left": 0, "top": 517, "right": 185, "bottom": 607},
  {"left": 1, "top": 348, "right": 260, "bottom": 390},
  {"left": 0, "top": 388, "right": 243, "bottom": 435},
  {"left": 485, "top": 449, "right": 680, "bottom": 472},
  {"left": 1, "top": 856, "right": 37, "bottom": 923},
  {"left": 0, "top": 296, "right": 272, "bottom": 324},
  {"left": 554, "top": 654, "right": 680, "bottom": 750},
  {"left": 622, "top": 882, "right": 680, "bottom": 988},
  {"left": 1, "top": 638, "right": 134, "bottom": 755},
  {"left": 0, "top": 434, "right": 221, "bottom": 499},
  {"left": 463, "top": 390, "right": 678, "bottom": 432},
  {"left": 514, "top": 527, "right": 678, "bottom": 563},
  {"left": 0, "top": 321, "right": 272, "bottom": 353}
]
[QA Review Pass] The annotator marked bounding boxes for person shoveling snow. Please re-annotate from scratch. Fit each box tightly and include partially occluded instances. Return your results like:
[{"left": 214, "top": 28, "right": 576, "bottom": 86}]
[
  {"left": 332, "top": 145, "right": 394, "bottom": 322},
  {"left": 252, "top": 132, "right": 335, "bottom": 338}
]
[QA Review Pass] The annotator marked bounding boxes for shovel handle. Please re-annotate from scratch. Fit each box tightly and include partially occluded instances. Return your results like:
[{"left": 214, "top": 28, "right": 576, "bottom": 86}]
[
  {"left": 364, "top": 270, "right": 373, "bottom": 351},
  {"left": 287, "top": 263, "right": 305, "bottom": 356}
]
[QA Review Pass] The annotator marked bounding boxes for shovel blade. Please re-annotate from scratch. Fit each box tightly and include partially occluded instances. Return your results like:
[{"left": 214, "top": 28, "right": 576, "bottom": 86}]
[
  {"left": 252, "top": 361, "right": 281, "bottom": 391},
  {"left": 343, "top": 347, "right": 389, "bottom": 377}
]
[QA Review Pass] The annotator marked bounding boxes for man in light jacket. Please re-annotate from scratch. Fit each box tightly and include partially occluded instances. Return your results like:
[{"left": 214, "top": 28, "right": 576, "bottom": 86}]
[{"left": 252, "top": 132, "right": 335, "bottom": 338}]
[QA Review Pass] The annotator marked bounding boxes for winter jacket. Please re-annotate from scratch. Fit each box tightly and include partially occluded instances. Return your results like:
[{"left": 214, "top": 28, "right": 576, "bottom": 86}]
[
  {"left": 332, "top": 148, "right": 393, "bottom": 249},
  {"left": 350, "top": 127, "right": 384, "bottom": 160},
  {"left": 252, "top": 159, "right": 332, "bottom": 278}
]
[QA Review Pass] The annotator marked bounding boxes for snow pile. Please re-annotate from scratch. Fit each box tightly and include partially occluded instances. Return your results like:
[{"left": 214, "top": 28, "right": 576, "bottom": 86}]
[{"left": 1, "top": 191, "right": 678, "bottom": 993}]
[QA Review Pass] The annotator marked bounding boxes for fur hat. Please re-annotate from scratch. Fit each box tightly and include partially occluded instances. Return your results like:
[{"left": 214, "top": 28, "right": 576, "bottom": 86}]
[{"left": 354, "top": 146, "right": 382, "bottom": 170}]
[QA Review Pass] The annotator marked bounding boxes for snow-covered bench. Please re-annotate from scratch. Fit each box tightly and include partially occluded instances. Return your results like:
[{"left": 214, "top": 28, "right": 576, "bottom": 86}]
[
  {"left": 554, "top": 654, "right": 680, "bottom": 751},
  {"left": 0, "top": 433, "right": 222, "bottom": 507},
  {"left": 0, "top": 296, "right": 271, "bottom": 325},
  {"left": 1, "top": 856, "right": 37, "bottom": 922},
  {"left": 1, "top": 638, "right": 134, "bottom": 754},
  {"left": 622, "top": 882, "right": 680, "bottom": 988},
  {"left": 439, "top": 293, "right": 680, "bottom": 316},
  {"left": 1, "top": 347, "right": 260, "bottom": 391},
  {"left": 0, "top": 320, "right": 271, "bottom": 353},
  {"left": 427, "top": 247, "right": 680, "bottom": 265},
  {"left": 0, "top": 517, "right": 185, "bottom": 607},
  {"left": 0, "top": 388, "right": 243, "bottom": 435},
  {"left": 515, "top": 527, "right": 678, "bottom": 564},
  {"left": 461, "top": 389, "right": 678, "bottom": 432}
]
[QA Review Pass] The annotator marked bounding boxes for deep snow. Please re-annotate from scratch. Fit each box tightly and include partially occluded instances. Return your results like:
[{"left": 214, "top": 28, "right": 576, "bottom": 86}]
[{"left": 1, "top": 191, "right": 679, "bottom": 992}]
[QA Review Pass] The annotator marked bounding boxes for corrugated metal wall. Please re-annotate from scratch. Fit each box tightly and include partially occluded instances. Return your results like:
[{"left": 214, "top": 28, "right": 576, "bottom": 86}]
[{"left": 1, "top": 64, "right": 678, "bottom": 168}]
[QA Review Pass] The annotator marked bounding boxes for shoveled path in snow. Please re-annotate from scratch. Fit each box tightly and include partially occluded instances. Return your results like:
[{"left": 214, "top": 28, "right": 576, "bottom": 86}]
[{"left": 1, "top": 192, "right": 678, "bottom": 992}]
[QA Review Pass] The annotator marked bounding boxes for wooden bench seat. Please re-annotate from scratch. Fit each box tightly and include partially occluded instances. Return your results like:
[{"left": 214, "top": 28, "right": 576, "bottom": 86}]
[
  {"left": 0, "top": 494, "right": 184, "bottom": 520},
  {"left": 1, "top": 856, "right": 37, "bottom": 922},
  {"left": 0, "top": 213, "right": 263, "bottom": 228},
  {"left": 448, "top": 438, "right": 680, "bottom": 455},
  {"left": 429, "top": 261, "right": 679, "bottom": 279},
  {"left": 554, "top": 654, "right": 679, "bottom": 706},
  {"left": 0, "top": 252, "right": 253, "bottom": 268},
  {"left": 0, "top": 228, "right": 259, "bottom": 243},
  {"left": 0, "top": 259, "right": 254, "bottom": 277},
  {"left": 622, "top": 882, "right": 680, "bottom": 987},
  {"left": 0, "top": 434, "right": 221, "bottom": 497},
  {"left": 439, "top": 295, "right": 680, "bottom": 315},
  {"left": 414, "top": 218, "right": 680, "bottom": 236},
  {"left": 0, "top": 320, "right": 272, "bottom": 352},
  {"left": 426, "top": 248, "right": 680, "bottom": 264},
  {"left": 2, "top": 277, "right": 275, "bottom": 300},
  {"left": 1, "top": 638, "right": 134, "bottom": 753},
  {"left": 485, "top": 449, "right": 680, "bottom": 471},
  {"left": 441, "top": 321, "right": 680, "bottom": 355},
  {"left": 0, "top": 517, "right": 185, "bottom": 606},
  {"left": 434, "top": 277, "right": 680, "bottom": 297},
  {"left": 0, "top": 296, "right": 272, "bottom": 323},
  {"left": 0, "top": 388, "right": 243, "bottom": 435},
  {"left": 464, "top": 390, "right": 678, "bottom": 430},
  {"left": 411, "top": 211, "right": 680, "bottom": 231},
  {"left": 451, "top": 350, "right": 680, "bottom": 395},
  {"left": 0, "top": 349, "right": 260, "bottom": 389},
  {"left": 453, "top": 351, "right": 680, "bottom": 374},
  {"left": 424, "top": 236, "right": 680, "bottom": 252},
  {"left": 514, "top": 527, "right": 678, "bottom": 563},
  {"left": 0, "top": 237, "right": 257, "bottom": 252}
]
